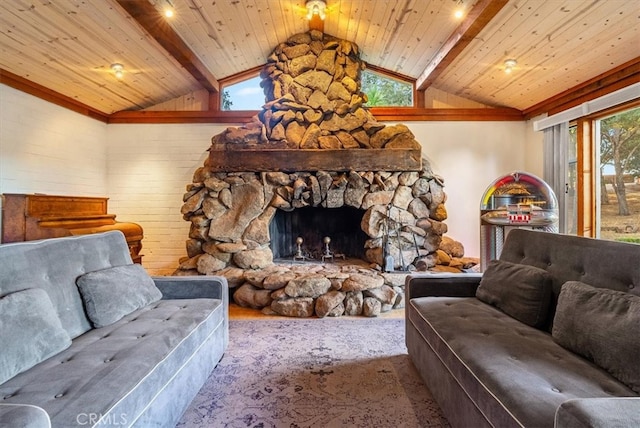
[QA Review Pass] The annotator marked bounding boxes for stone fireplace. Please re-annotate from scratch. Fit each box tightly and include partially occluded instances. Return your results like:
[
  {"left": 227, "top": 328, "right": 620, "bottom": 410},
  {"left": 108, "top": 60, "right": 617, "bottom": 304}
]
[{"left": 177, "top": 30, "right": 476, "bottom": 317}]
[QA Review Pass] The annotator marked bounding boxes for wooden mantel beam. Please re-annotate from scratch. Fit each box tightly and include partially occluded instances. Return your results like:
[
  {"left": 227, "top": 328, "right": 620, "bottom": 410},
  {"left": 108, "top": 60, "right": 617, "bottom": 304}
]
[
  {"left": 416, "top": 0, "right": 509, "bottom": 91},
  {"left": 115, "top": 0, "right": 220, "bottom": 94}
]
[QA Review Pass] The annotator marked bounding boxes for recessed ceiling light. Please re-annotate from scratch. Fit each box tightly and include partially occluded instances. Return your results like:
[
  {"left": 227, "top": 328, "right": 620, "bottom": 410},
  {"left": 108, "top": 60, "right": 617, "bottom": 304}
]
[
  {"left": 306, "top": 0, "right": 327, "bottom": 21},
  {"left": 161, "top": 0, "right": 175, "bottom": 18},
  {"left": 504, "top": 59, "right": 517, "bottom": 74},
  {"left": 453, "top": 1, "right": 465, "bottom": 19},
  {"left": 111, "top": 63, "right": 124, "bottom": 79}
]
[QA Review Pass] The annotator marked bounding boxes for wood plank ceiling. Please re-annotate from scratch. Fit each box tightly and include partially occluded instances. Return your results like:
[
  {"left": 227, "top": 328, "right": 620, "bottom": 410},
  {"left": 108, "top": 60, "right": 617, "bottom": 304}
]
[{"left": 0, "top": 0, "right": 638, "bottom": 117}]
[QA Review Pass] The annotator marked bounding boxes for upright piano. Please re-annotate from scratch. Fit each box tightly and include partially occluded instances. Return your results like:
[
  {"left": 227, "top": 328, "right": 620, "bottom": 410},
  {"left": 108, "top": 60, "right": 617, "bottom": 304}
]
[{"left": 1, "top": 194, "right": 143, "bottom": 264}]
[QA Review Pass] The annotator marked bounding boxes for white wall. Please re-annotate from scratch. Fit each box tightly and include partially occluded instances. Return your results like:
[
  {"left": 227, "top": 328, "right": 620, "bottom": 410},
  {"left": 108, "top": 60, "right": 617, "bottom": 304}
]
[
  {"left": 407, "top": 121, "right": 532, "bottom": 258},
  {"left": 0, "top": 85, "right": 108, "bottom": 225},
  {"left": 108, "top": 121, "right": 533, "bottom": 273},
  {"left": 106, "top": 124, "right": 227, "bottom": 274},
  {"left": 1, "top": 84, "right": 541, "bottom": 274},
  {"left": 524, "top": 117, "right": 545, "bottom": 177}
]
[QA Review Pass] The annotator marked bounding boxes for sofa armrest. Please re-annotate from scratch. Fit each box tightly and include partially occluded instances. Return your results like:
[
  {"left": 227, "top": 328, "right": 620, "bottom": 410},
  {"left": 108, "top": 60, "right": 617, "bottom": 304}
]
[
  {"left": 0, "top": 403, "right": 51, "bottom": 428},
  {"left": 405, "top": 273, "right": 483, "bottom": 300},
  {"left": 555, "top": 398, "right": 640, "bottom": 428},
  {"left": 153, "top": 276, "right": 228, "bottom": 305}
]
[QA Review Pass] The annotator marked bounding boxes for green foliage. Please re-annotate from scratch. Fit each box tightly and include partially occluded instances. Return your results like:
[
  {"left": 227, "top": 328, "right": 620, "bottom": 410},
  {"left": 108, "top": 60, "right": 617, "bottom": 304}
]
[
  {"left": 222, "top": 90, "right": 233, "bottom": 111},
  {"left": 615, "top": 237, "right": 640, "bottom": 244},
  {"left": 361, "top": 70, "right": 413, "bottom": 107},
  {"left": 600, "top": 107, "right": 640, "bottom": 175}
]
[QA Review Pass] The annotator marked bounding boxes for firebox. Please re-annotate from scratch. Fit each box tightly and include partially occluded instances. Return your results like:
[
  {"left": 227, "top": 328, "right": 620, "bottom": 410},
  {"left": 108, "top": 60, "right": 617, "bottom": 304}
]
[{"left": 269, "top": 206, "right": 367, "bottom": 260}]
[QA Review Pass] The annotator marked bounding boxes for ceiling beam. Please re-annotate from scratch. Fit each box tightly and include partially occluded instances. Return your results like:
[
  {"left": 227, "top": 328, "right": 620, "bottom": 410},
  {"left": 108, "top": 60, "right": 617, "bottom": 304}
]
[
  {"left": 523, "top": 57, "right": 640, "bottom": 118},
  {"left": 416, "top": 0, "right": 509, "bottom": 91},
  {"left": 115, "top": 0, "right": 219, "bottom": 93},
  {"left": 0, "top": 69, "right": 109, "bottom": 122}
]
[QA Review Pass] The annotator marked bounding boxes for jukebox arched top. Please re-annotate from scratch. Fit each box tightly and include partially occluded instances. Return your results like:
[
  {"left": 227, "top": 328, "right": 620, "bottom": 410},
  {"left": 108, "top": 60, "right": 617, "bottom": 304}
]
[{"left": 480, "top": 171, "right": 558, "bottom": 226}]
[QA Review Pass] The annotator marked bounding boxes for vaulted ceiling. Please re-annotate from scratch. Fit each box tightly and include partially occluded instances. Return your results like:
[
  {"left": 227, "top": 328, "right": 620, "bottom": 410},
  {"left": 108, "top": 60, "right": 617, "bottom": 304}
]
[{"left": 1, "top": 0, "right": 639, "bottom": 119}]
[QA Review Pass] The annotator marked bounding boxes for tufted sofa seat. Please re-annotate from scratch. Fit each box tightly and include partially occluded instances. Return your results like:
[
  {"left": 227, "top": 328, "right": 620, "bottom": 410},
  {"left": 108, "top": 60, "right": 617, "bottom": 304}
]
[
  {"left": 0, "top": 231, "right": 228, "bottom": 427},
  {"left": 406, "top": 229, "right": 640, "bottom": 428}
]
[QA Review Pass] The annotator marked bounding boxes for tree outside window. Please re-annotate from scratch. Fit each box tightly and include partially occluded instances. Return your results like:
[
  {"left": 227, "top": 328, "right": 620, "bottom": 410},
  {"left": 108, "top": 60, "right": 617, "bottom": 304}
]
[
  {"left": 599, "top": 106, "right": 640, "bottom": 242},
  {"left": 361, "top": 70, "right": 413, "bottom": 107}
]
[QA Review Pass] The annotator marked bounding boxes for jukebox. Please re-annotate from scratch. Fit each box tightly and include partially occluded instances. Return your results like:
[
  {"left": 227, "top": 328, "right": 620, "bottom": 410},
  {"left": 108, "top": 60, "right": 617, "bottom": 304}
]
[{"left": 480, "top": 171, "right": 559, "bottom": 271}]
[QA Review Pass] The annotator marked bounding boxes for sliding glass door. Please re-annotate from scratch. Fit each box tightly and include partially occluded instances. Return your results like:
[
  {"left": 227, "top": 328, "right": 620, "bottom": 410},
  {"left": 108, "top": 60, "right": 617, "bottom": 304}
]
[{"left": 596, "top": 106, "right": 640, "bottom": 243}]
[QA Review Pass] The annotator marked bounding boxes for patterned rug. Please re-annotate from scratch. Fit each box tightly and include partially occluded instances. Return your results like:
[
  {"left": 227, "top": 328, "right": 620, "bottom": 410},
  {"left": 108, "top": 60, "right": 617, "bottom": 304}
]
[{"left": 177, "top": 318, "right": 450, "bottom": 428}]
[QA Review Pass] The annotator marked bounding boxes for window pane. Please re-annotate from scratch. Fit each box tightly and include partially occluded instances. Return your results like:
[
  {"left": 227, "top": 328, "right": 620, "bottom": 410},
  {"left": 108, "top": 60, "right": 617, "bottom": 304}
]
[
  {"left": 597, "top": 106, "right": 640, "bottom": 243},
  {"left": 361, "top": 70, "right": 413, "bottom": 107},
  {"left": 567, "top": 125, "right": 578, "bottom": 234},
  {"left": 221, "top": 76, "right": 264, "bottom": 110}
]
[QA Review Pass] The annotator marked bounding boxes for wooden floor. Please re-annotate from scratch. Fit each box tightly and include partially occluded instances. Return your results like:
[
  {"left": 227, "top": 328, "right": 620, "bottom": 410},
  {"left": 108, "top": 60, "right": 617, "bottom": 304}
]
[{"left": 229, "top": 303, "right": 405, "bottom": 320}]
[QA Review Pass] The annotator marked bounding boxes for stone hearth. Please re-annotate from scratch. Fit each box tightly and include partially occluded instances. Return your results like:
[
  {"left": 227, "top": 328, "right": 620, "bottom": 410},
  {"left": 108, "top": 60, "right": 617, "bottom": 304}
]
[{"left": 177, "top": 30, "right": 477, "bottom": 317}]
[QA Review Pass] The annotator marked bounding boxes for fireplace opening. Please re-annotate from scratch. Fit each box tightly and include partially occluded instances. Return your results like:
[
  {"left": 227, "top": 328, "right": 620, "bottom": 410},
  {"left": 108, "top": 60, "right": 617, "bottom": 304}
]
[{"left": 269, "top": 207, "right": 368, "bottom": 261}]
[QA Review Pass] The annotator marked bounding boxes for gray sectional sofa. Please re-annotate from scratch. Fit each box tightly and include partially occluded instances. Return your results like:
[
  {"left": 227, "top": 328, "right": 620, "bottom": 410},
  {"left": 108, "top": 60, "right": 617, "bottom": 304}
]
[
  {"left": 0, "top": 231, "right": 228, "bottom": 427},
  {"left": 406, "top": 229, "right": 640, "bottom": 428}
]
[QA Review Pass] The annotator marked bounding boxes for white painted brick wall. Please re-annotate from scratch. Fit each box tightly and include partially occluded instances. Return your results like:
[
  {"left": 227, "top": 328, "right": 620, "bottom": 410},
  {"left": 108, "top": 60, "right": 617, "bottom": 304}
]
[
  {"left": 2, "top": 84, "right": 538, "bottom": 275},
  {"left": 0, "top": 85, "right": 108, "bottom": 228},
  {"left": 106, "top": 124, "right": 228, "bottom": 275}
]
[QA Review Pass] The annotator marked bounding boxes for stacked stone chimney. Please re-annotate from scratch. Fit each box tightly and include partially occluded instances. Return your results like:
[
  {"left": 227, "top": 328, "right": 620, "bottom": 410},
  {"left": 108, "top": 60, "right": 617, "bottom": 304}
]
[{"left": 177, "top": 30, "right": 476, "bottom": 317}]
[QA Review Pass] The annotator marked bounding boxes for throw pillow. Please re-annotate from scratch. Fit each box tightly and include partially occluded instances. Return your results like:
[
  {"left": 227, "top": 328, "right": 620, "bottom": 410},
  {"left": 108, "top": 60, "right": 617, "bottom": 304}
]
[
  {"left": 0, "top": 288, "right": 72, "bottom": 384},
  {"left": 552, "top": 281, "right": 640, "bottom": 394},
  {"left": 476, "top": 259, "right": 553, "bottom": 328},
  {"left": 76, "top": 264, "right": 162, "bottom": 328}
]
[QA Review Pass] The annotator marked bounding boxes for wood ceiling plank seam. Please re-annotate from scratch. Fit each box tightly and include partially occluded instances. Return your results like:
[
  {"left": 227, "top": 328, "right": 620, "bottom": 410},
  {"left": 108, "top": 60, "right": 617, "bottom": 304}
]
[
  {"left": 94, "top": 1, "right": 198, "bottom": 81},
  {"left": 66, "top": 23, "right": 196, "bottom": 103},
  {"left": 0, "top": 3, "right": 141, "bottom": 112},
  {"left": 1, "top": 60, "right": 121, "bottom": 112},
  {"left": 246, "top": 0, "right": 278, "bottom": 72},
  {"left": 115, "top": 0, "right": 219, "bottom": 93},
  {"left": 375, "top": 0, "right": 411, "bottom": 70},
  {"left": 181, "top": 0, "right": 250, "bottom": 77},
  {"left": 523, "top": 57, "right": 640, "bottom": 117},
  {"left": 352, "top": 0, "right": 377, "bottom": 63},
  {"left": 232, "top": 0, "right": 271, "bottom": 73},
  {"left": 0, "top": 68, "right": 110, "bottom": 119},
  {"left": 433, "top": 0, "right": 536, "bottom": 85},
  {"left": 279, "top": 1, "right": 304, "bottom": 46},
  {"left": 504, "top": 0, "right": 630, "bottom": 67},
  {"left": 416, "top": 0, "right": 509, "bottom": 96},
  {"left": 446, "top": 3, "right": 568, "bottom": 103},
  {"left": 399, "top": 0, "right": 459, "bottom": 76},
  {"left": 325, "top": 0, "right": 347, "bottom": 41},
  {"left": 403, "top": 1, "right": 458, "bottom": 77},
  {"left": 210, "top": 0, "right": 255, "bottom": 74},
  {"left": 342, "top": 0, "right": 371, "bottom": 59},
  {"left": 254, "top": 0, "right": 283, "bottom": 62},
  {"left": 168, "top": 3, "right": 227, "bottom": 77},
  {"left": 492, "top": 4, "right": 640, "bottom": 107},
  {"left": 342, "top": 0, "right": 364, "bottom": 48},
  {"left": 88, "top": 1, "right": 204, "bottom": 105},
  {"left": 359, "top": 0, "right": 396, "bottom": 68},
  {"left": 433, "top": 0, "right": 560, "bottom": 104},
  {"left": 464, "top": 0, "right": 640, "bottom": 107},
  {"left": 379, "top": 0, "right": 427, "bottom": 75},
  {"left": 263, "top": 0, "right": 290, "bottom": 45}
]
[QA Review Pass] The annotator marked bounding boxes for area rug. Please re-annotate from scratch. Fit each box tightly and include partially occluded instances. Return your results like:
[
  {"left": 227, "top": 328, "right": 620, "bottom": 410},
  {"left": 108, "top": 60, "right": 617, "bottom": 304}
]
[{"left": 177, "top": 318, "right": 450, "bottom": 428}]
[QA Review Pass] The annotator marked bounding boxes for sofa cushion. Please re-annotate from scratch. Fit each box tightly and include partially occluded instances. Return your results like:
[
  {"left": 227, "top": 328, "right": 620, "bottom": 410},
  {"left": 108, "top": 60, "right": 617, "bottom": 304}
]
[
  {"left": 0, "top": 298, "right": 225, "bottom": 427},
  {"left": 407, "top": 296, "right": 637, "bottom": 428},
  {"left": 0, "top": 404, "right": 51, "bottom": 428},
  {"left": 553, "top": 281, "right": 640, "bottom": 394},
  {"left": 476, "top": 259, "right": 553, "bottom": 328},
  {"left": 0, "top": 232, "right": 134, "bottom": 339},
  {"left": 0, "top": 289, "right": 72, "bottom": 385},
  {"left": 76, "top": 264, "right": 162, "bottom": 328}
]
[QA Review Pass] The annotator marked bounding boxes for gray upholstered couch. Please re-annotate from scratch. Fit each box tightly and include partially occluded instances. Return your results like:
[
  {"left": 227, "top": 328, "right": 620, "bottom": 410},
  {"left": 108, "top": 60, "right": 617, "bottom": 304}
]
[
  {"left": 406, "top": 229, "right": 640, "bottom": 428},
  {"left": 0, "top": 231, "right": 228, "bottom": 427}
]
